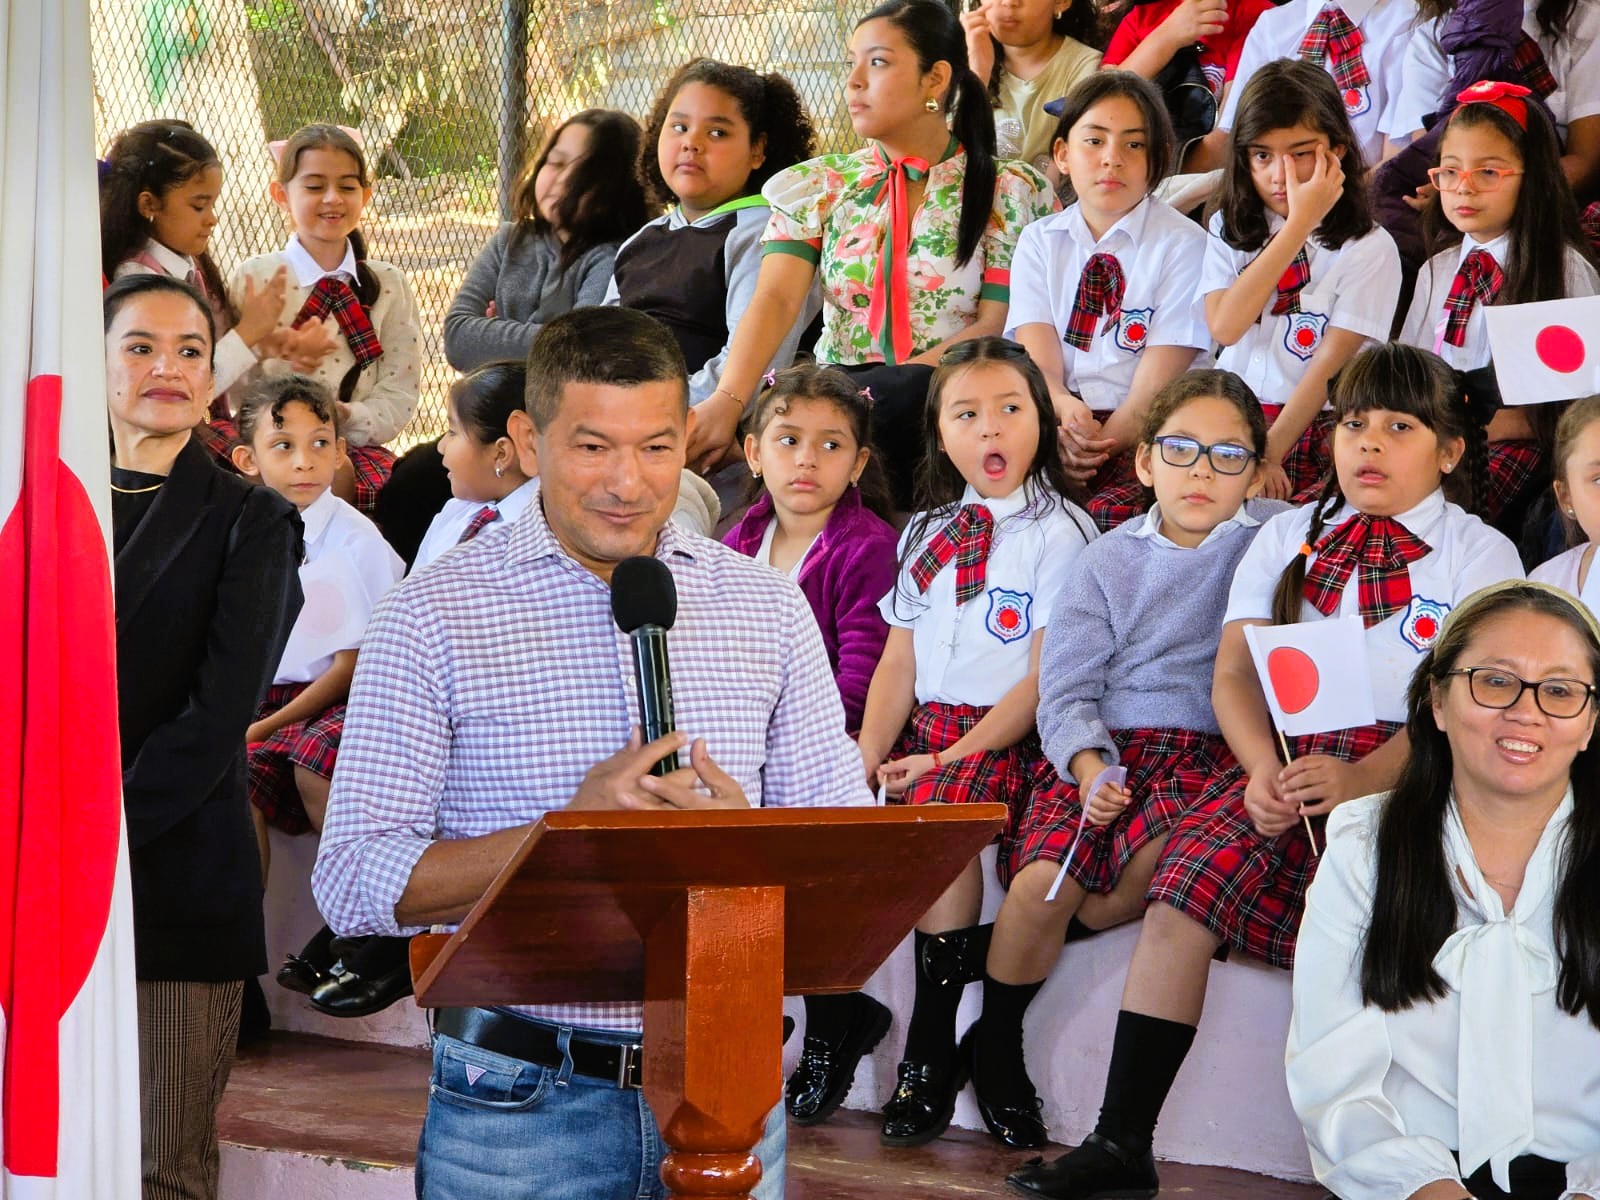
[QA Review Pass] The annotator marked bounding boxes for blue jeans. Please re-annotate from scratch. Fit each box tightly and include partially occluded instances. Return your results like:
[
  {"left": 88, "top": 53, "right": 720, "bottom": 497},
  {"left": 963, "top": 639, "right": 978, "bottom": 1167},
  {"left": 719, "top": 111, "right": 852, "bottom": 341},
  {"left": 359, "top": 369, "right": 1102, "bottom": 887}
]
[{"left": 416, "top": 1025, "right": 787, "bottom": 1200}]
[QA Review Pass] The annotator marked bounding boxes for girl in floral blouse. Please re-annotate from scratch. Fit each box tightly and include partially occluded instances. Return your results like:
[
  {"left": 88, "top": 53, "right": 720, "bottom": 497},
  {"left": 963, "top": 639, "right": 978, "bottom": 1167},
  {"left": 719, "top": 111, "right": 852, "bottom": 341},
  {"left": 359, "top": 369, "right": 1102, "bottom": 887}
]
[{"left": 694, "top": 0, "right": 1057, "bottom": 505}]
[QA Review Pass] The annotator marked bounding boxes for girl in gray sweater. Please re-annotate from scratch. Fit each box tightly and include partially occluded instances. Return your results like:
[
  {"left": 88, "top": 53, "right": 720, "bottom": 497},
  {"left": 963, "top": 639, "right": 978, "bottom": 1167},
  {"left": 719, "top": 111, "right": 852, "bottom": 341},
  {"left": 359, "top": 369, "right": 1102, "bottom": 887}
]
[{"left": 965, "top": 370, "right": 1285, "bottom": 1148}]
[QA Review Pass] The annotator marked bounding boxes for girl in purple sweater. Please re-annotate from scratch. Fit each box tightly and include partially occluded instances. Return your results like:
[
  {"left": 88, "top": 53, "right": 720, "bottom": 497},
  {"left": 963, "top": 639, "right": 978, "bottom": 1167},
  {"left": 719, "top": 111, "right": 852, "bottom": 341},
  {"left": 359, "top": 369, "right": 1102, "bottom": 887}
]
[{"left": 723, "top": 363, "right": 899, "bottom": 1126}]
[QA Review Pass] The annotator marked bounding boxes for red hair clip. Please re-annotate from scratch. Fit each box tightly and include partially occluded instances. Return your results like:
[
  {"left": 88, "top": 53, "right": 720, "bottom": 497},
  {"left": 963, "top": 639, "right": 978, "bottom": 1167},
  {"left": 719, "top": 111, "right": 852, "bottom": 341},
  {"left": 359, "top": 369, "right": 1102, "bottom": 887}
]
[{"left": 1455, "top": 80, "right": 1532, "bottom": 129}]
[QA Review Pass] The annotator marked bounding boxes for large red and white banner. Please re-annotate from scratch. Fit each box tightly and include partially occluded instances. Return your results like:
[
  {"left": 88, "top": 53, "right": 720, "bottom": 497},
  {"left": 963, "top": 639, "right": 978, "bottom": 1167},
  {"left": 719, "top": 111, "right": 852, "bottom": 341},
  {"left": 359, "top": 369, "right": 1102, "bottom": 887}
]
[{"left": 0, "top": 1, "right": 142, "bottom": 1196}]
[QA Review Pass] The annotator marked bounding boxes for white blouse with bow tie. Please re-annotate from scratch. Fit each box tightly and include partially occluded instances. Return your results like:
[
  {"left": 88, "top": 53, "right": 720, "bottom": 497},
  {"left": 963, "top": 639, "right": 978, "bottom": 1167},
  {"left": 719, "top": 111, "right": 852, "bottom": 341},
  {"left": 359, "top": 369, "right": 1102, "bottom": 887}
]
[{"left": 1287, "top": 790, "right": 1600, "bottom": 1200}]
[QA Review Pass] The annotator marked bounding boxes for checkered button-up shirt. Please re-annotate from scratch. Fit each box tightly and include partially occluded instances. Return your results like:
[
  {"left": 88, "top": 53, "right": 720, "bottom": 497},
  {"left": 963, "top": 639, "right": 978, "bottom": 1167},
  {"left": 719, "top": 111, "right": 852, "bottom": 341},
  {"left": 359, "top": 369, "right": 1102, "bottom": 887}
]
[{"left": 311, "top": 487, "right": 874, "bottom": 1032}]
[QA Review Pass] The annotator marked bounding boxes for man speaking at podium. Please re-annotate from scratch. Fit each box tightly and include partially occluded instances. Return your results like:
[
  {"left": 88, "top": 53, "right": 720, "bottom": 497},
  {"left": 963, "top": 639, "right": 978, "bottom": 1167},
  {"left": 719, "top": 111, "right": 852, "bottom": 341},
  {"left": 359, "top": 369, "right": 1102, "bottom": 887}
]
[{"left": 312, "top": 307, "right": 873, "bottom": 1200}]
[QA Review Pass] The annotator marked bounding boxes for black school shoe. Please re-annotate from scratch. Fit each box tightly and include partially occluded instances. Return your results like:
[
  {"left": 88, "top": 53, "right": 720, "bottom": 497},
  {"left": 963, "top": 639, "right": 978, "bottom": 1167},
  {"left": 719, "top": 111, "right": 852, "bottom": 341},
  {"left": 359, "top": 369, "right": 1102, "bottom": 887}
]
[
  {"left": 308, "top": 934, "right": 413, "bottom": 1018},
  {"left": 964, "top": 1028, "right": 1048, "bottom": 1149},
  {"left": 786, "top": 993, "right": 893, "bottom": 1125},
  {"left": 879, "top": 1049, "right": 972, "bottom": 1147},
  {"left": 1006, "top": 1132, "right": 1159, "bottom": 1199}
]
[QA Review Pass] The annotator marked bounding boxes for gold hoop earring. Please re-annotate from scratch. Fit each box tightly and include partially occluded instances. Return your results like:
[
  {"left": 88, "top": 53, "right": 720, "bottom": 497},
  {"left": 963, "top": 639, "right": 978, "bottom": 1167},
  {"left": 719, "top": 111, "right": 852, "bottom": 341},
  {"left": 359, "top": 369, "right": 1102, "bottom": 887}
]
[{"left": 924, "top": 96, "right": 940, "bottom": 112}]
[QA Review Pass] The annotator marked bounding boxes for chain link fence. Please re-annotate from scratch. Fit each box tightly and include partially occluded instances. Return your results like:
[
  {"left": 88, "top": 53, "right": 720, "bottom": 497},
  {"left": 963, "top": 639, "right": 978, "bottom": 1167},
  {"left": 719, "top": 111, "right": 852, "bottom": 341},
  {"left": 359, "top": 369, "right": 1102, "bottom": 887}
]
[{"left": 90, "top": 0, "right": 866, "bottom": 448}]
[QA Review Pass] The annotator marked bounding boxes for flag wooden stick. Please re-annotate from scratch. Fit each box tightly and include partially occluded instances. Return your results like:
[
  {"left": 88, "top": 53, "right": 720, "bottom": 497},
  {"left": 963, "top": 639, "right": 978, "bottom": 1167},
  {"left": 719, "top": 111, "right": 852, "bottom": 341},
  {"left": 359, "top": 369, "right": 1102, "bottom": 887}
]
[{"left": 1276, "top": 727, "right": 1318, "bottom": 854}]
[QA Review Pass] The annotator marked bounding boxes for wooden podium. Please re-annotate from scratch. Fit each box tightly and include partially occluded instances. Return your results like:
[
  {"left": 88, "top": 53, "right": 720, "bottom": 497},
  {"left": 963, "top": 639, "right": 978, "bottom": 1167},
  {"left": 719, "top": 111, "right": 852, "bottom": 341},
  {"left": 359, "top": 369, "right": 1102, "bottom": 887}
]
[{"left": 409, "top": 803, "right": 1005, "bottom": 1200}]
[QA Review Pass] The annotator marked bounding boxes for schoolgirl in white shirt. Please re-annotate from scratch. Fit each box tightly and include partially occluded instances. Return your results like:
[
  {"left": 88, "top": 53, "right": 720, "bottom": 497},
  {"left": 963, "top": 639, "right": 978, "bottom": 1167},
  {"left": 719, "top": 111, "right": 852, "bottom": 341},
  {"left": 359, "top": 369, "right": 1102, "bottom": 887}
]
[
  {"left": 1288, "top": 581, "right": 1600, "bottom": 1200},
  {"left": 412, "top": 363, "right": 538, "bottom": 574},
  {"left": 855, "top": 337, "right": 1095, "bottom": 1150},
  {"left": 233, "top": 124, "right": 422, "bottom": 515},
  {"left": 1218, "top": 0, "right": 1418, "bottom": 163},
  {"left": 1009, "top": 343, "right": 1522, "bottom": 1200},
  {"left": 1005, "top": 72, "right": 1210, "bottom": 532},
  {"left": 1399, "top": 84, "right": 1600, "bottom": 522},
  {"left": 1202, "top": 59, "right": 1401, "bottom": 502}
]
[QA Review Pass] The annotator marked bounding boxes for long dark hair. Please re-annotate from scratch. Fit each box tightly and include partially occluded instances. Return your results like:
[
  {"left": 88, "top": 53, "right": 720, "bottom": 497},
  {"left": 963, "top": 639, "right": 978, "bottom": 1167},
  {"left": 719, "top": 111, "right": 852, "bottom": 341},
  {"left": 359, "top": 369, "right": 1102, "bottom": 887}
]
[
  {"left": 1269, "top": 343, "right": 1487, "bottom": 625},
  {"left": 99, "top": 119, "right": 229, "bottom": 305},
  {"left": 1422, "top": 99, "right": 1591, "bottom": 307},
  {"left": 739, "top": 363, "right": 894, "bottom": 520},
  {"left": 1216, "top": 59, "right": 1374, "bottom": 253},
  {"left": 640, "top": 59, "right": 818, "bottom": 211},
  {"left": 1361, "top": 582, "right": 1600, "bottom": 1028},
  {"left": 1414, "top": 0, "right": 1576, "bottom": 38},
  {"left": 512, "top": 110, "right": 649, "bottom": 271},
  {"left": 984, "top": 0, "right": 1104, "bottom": 101},
  {"left": 450, "top": 361, "right": 527, "bottom": 445},
  {"left": 276, "top": 124, "right": 382, "bottom": 406},
  {"left": 859, "top": 0, "right": 997, "bottom": 268},
  {"left": 1049, "top": 70, "right": 1176, "bottom": 199}
]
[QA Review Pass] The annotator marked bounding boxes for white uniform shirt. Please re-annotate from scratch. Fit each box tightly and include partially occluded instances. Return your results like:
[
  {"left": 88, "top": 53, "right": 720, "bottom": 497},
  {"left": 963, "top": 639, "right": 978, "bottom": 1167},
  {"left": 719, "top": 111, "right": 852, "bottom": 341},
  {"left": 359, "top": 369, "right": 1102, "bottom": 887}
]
[
  {"left": 231, "top": 234, "right": 422, "bottom": 447},
  {"left": 1005, "top": 196, "right": 1211, "bottom": 414},
  {"left": 113, "top": 239, "right": 257, "bottom": 397},
  {"left": 1391, "top": 0, "right": 1600, "bottom": 140},
  {"left": 1530, "top": 543, "right": 1591, "bottom": 595},
  {"left": 1289, "top": 790, "right": 1600, "bottom": 1200},
  {"left": 276, "top": 487, "right": 405, "bottom": 684},
  {"left": 412, "top": 478, "right": 539, "bottom": 574},
  {"left": 1218, "top": 0, "right": 1419, "bottom": 162},
  {"left": 1224, "top": 490, "right": 1523, "bottom": 719},
  {"left": 1201, "top": 210, "right": 1402, "bottom": 409},
  {"left": 882, "top": 482, "right": 1095, "bottom": 707},
  {"left": 1399, "top": 235, "right": 1600, "bottom": 366}
]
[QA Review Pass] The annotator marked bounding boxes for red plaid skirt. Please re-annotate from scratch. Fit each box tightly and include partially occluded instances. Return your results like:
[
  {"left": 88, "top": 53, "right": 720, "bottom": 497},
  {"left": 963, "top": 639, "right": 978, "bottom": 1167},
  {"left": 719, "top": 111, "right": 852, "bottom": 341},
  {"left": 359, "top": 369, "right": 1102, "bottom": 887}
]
[
  {"left": 893, "top": 702, "right": 1056, "bottom": 856},
  {"left": 1277, "top": 409, "right": 1335, "bottom": 502},
  {"left": 1482, "top": 439, "right": 1542, "bottom": 524},
  {"left": 1146, "top": 720, "right": 1402, "bottom": 969},
  {"left": 347, "top": 444, "right": 396, "bottom": 518},
  {"left": 1004, "top": 727, "right": 1236, "bottom": 892},
  {"left": 1083, "top": 451, "right": 1143, "bottom": 534},
  {"left": 193, "top": 418, "right": 242, "bottom": 472},
  {"left": 248, "top": 682, "right": 346, "bottom": 834}
]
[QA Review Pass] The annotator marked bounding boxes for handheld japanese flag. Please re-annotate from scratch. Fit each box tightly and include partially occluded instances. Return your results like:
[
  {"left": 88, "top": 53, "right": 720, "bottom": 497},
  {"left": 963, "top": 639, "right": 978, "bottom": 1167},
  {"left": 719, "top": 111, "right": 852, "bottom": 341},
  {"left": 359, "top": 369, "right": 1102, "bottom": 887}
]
[
  {"left": 1484, "top": 296, "right": 1600, "bottom": 407},
  {"left": 0, "top": 0, "right": 142, "bottom": 1195},
  {"left": 1244, "top": 617, "right": 1377, "bottom": 737}
]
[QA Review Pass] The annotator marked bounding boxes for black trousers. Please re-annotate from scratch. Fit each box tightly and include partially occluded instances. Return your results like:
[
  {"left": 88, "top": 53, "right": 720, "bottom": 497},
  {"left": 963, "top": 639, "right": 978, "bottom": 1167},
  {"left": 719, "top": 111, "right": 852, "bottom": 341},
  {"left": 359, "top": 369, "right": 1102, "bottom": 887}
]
[{"left": 833, "top": 362, "right": 935, "bottom": 511}]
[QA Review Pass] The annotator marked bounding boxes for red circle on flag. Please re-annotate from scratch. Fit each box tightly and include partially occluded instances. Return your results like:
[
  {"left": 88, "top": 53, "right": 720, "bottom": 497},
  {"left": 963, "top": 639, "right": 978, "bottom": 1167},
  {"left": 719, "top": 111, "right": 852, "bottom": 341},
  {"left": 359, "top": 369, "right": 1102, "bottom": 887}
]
[
  {"left": 1266, "top": 646, "right": 1320, "bottom": 715},
  {"left": 1534, "top": 324, "right": 1585, "bottom": 374}
]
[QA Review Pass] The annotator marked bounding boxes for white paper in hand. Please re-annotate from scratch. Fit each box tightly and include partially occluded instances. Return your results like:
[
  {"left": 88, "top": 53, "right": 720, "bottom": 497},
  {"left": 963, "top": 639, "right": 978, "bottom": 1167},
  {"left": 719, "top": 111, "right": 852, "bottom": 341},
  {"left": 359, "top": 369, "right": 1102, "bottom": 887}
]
[
  {"left": 1244, "top": 617, "right": 1377, "bottom": 738},
  {"left": 1484, "top": 296, "right": 1600, "bottom": 407},
  {"left": 1045, "top": 765, "right": 1128, "bottom": 903}
]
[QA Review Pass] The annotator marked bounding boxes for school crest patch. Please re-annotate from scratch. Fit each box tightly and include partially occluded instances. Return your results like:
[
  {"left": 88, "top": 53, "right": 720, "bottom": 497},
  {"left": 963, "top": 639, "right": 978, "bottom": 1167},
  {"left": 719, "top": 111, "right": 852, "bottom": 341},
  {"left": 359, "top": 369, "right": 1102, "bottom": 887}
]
[
  {"left": 1341, "top": 84, "right": 1371, "bottom": 117},
  {"left": 1283, "top": 311, "right": 1329, "bottom": 361},
  {"left": 985, "top": 588, "right": 1033, "bottom": 644},
  {"left": 1399, "top": 596, "right": 1450, "bottom": 652},
  {"left": 1115, "top": 307, "right": 1154, "bottom": 354}
]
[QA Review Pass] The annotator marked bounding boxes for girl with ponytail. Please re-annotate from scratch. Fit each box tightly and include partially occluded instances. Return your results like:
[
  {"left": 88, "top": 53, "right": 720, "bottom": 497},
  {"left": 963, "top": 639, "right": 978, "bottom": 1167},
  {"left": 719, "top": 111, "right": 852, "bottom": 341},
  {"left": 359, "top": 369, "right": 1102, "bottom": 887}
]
[
  {"left": 233, "top": 123, "right": 422, "bottom": 515},
  {"left": 694, "top": 0, "right": 1057, "bottom": 507}
]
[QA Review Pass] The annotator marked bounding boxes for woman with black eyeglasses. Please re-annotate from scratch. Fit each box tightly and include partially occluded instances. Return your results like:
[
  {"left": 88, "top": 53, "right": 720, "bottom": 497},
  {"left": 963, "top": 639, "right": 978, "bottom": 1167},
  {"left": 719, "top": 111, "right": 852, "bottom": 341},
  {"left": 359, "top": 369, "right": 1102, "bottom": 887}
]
[{"left": 1287, "top": 580, "right": 1600, "bottom": 1200}]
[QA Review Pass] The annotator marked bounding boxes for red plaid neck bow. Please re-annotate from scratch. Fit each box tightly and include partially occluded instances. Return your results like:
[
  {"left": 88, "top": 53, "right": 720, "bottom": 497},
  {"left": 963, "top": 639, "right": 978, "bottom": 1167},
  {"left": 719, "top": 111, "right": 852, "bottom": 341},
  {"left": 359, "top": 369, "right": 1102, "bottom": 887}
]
[
  {"left": 457, "top": 505, "right": 500, "bottom": 544},
  {"left": 1512, "top": 34, "right": 1557, "bottom": 98},
  {"left": 865, "top": 146, "right": 931, "bottom": 366},
  {"left": 1303, "top": 513, "right": 1432, "bottom": 627},
  {"left": 1272, "top": 247, "right": 1312, "bottom": 316},
  {"left": 1298, "top": 4, "right": 1370, "bottom": 92},
  {"left": 1442, "top": 248, "right": 1503, "bottom": 348},
  {"left": 910, "top": 504, "right": 994, "bottom": 605},
  {"left": 1064, "top": 252, "right": 1125, "bottom": 351},
  {"left": 293, "top": 275, "right": 383, "bottom": 368}
]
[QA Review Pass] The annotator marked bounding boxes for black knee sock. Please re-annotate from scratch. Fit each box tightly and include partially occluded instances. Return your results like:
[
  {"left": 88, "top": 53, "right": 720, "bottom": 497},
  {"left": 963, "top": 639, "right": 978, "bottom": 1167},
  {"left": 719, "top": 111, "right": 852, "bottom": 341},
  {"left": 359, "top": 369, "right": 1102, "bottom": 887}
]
[
  {"left": 1094, "top": 1010, "right": 1197, "bottom": 1151},
  {"left": 902, "top": 930, "right": 967, "bottom": 1070},
  {"left": 974, "top": 975, "right": 1044, "bottom": 1100},
  {"left": 804, "top": 992, "right": 864, "bottom": 1045}
]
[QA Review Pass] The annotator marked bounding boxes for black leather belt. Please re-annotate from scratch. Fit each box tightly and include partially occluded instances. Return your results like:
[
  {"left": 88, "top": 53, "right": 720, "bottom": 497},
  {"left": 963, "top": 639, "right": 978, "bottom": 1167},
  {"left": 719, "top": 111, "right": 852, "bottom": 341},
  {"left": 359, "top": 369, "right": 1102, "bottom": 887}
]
[{"left": 434, "top": 1006, "right": 643, "bottom": 1089}]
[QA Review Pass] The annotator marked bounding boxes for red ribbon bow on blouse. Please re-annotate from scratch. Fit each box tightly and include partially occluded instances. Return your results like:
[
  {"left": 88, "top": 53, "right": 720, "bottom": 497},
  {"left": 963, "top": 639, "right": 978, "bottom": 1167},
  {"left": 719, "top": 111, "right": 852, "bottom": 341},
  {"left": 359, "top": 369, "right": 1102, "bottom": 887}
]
[
  {"left": 1302, "top": 513, "right": 1432, "bottom": 627},
  {"left": 1298, "top": 4, "right": 1370, "bottom": 92},
  {"left": 865, "top": 145, "right": 932, "bottom": 366},
  {"left": 1064, "top": 253, "right": 1126, "bottom": 350},
  {"left": 1442, "top": 248, "right": 1504, "bottom": 348},
  {"left": 293, "top": 275, "right": 383, "bottom": 368},
  {"left": 1272, "top": 247, "right": 1312, "bottom": 317},
  {"left": 910, "top": 504, "right": 994, "bottom": 606}
]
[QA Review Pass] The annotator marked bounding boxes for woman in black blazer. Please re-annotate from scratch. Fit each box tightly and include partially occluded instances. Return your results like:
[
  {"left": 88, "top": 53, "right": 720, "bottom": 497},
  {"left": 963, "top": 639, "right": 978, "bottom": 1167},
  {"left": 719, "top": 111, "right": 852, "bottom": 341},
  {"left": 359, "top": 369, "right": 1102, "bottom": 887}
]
[{"left": 105, "top": 274, "right": 302, "bottom": 1200}]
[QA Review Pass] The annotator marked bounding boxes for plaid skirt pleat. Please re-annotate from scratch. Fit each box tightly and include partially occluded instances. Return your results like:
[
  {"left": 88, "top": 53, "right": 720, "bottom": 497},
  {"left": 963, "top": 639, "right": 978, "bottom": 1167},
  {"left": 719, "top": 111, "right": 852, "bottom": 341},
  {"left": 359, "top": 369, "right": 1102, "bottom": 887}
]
[
  {"left": 1280, "top": 410, "right": 1336, "bottom": 502},
  {"left": 1481, "top": 439, "right": 1542, "bottom": 524},
  {"left": 347, "top": 444, "right": 397, "bottom": 518},
  {"left": 894, "top": 702, "right": 1056, "bottom": 856},
  {"left": 1145, "top": 720, "right": 1401, "bottom": 968},
  {"left": 247, "top": 682, "right": 346, "bottom": 834},
  {"left": 1086, "top": 476, "right": 1149, "bottom": 534},
  {"left": 1003, "top": 727, "right": 1235, "bottom": 892}
]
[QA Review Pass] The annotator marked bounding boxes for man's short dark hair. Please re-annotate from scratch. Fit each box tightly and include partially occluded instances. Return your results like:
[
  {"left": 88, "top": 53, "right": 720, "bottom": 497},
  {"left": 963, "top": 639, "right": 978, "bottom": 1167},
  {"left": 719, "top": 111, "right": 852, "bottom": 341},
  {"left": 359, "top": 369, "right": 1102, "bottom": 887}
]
[{"left": 523, "top": 307, "right": 689, "bottom": 431}]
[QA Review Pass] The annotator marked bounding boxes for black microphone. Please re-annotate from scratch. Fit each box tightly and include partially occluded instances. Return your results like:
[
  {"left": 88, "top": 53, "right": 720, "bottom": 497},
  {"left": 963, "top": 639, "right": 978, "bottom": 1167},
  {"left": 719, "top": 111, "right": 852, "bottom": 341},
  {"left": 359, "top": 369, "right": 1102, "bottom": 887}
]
[{"left": 610, "top": 556, "right": 680, "bottom": 777}]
